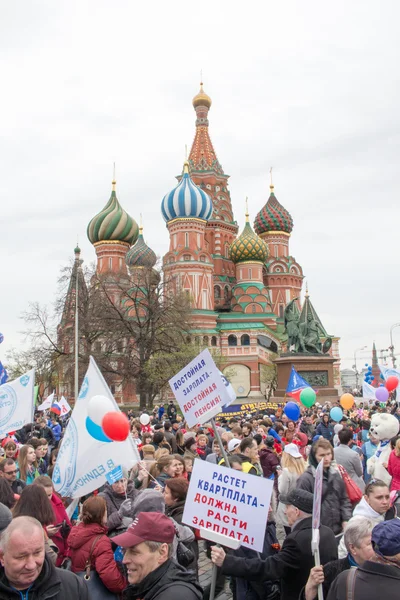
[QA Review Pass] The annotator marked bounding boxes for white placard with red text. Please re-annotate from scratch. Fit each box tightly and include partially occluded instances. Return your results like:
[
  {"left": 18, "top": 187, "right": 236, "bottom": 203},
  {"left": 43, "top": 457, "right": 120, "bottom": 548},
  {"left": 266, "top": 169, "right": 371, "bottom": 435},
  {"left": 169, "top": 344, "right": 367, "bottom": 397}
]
[
  {"left": 182, "top": 459, "right": 273, "bottom": 552},
  {"left": 169, "top": 349, "right": 230, "bottom": 427}
]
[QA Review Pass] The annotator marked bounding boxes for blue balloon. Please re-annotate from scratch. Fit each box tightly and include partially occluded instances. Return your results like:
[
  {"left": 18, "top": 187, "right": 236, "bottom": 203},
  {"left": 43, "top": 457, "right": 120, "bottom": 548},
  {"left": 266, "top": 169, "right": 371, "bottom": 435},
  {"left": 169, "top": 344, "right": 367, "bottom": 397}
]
[
  {"left": 371, "top": 376, "right": 375, "bottom": 380},
  {"left": 365, "top": 363, "right": 368, "bottom": 367},
  {"left": 380, "top": 383, "right": 384, "bottom": 387},
  {"left": 368, "top": 366, "right": 372, "bottom": 371},
  {"left": 85, "top": 416, "right": 112, "bottom": 443},
  {"left": 284, "top": 401, "right": 301, "bottom": 421},
  {"left": 330, "top": 407, "right": 343, "bottom": 422}
]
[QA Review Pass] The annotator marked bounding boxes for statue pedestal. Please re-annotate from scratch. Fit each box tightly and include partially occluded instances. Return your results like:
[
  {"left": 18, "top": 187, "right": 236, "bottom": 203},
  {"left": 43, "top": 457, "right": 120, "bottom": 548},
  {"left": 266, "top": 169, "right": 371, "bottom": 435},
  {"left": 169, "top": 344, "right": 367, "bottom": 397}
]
[{"left": 273, "top": 353, "right": 339, "bottom": 400}]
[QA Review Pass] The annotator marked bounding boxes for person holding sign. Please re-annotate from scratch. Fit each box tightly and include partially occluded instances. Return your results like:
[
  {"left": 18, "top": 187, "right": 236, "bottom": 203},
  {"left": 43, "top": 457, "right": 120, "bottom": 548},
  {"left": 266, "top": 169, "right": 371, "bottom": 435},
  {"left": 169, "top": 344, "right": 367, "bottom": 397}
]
[{"left": 211, "top": 489, "right": 337, "bottom": 600}]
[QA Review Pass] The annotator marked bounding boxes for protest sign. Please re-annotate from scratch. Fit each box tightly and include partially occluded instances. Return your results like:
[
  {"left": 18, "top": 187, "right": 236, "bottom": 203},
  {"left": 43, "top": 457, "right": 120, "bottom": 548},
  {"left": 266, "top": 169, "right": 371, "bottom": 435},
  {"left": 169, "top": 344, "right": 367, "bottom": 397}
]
[
  {"left": 0, "top": 369, "right": 35, "bottom": 436},
  {"left": 182, "top": 459, "right": 273, "bottom": 552},
  {"left": 105, "top": 465, "right": 123, "bottom": 485},
  {"left": 219, "top": 401, "right": 284, "bottom": 419},
  {"left": 169, "top": 349, "right": 230, "bottom": 427},
  {"left": 52, "top": 357, "right": 139, "bottom": 499},
  {"left": 219, "top": 371, "right": 236, "bottom": 407}
]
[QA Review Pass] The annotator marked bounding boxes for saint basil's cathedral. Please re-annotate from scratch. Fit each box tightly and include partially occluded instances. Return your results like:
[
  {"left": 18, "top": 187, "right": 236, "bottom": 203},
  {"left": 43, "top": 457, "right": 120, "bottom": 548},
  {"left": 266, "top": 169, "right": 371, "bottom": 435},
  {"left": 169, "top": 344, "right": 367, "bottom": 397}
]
[{"left": 58, "top": 84, "right": 340, "bottom": 403}]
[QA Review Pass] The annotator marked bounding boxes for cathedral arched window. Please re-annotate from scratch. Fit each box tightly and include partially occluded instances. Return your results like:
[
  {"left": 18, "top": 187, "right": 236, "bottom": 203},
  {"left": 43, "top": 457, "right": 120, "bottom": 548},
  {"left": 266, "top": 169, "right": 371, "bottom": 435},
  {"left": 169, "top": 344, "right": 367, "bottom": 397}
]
[
  {"left": 185, "top": 232, "right": 189, "bottom": 247},
  {"left": 241, "top": 334, "right": 250, "bottom": 346},
  {"left": 225, "top": 244, "right": 230, "bottom": 258},
  {"left": 200, "top": 255, "right": 206, "bottom": 262},
  {"left": 228, "top": 335, "right": 237, "bottom": 347},
  {"left": 183, "top": 254, "right": 191, "bottom": 261},
  {"left": 214, "top": 285, "right": 221, "bottom": 299},
  {"left": 279, "top": 305, "right": 284, "bottom": 318},
  {"left": 203, "top": 336, "right": 209, "bottom": 346},
  {"left": 211, "top": 336, "right": 217, "bottom": 347},
  {"left": 224, "top": 285, "right": 230, "bottom": 300}
]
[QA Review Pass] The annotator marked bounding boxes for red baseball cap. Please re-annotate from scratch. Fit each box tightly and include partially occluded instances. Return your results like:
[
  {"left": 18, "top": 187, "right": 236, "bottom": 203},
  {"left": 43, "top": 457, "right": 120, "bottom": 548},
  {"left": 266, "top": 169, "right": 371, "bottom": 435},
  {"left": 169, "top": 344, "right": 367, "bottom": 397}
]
[{"left": 112, "top": 512, "right": 175, "bottom": 548}]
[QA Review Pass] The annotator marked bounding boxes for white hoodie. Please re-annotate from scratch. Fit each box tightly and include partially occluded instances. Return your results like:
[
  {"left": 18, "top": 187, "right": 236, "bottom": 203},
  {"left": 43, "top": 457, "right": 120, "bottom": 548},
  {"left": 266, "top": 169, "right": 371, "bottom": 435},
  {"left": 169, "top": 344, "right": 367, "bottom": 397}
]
[{"left": 338, "top": 497, "right": 385, "bottom": 558}]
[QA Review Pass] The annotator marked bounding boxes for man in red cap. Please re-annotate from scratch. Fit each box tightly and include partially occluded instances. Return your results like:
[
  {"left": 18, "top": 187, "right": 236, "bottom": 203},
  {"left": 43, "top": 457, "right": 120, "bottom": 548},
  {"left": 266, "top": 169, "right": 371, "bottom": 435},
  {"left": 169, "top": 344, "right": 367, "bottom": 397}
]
[{"left": 112, "top": 512, "right": 202, "bottom": 600}]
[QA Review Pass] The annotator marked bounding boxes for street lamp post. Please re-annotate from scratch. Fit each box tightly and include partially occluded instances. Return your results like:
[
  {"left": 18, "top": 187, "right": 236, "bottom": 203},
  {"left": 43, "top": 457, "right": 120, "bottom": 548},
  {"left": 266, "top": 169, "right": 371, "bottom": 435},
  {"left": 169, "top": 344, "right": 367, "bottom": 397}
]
[
  {"left": 353, "top": 346, "right": 368, "bottom": 390},
  {"left": 390, "top": 323, "right": 400, "bottom": 368}
]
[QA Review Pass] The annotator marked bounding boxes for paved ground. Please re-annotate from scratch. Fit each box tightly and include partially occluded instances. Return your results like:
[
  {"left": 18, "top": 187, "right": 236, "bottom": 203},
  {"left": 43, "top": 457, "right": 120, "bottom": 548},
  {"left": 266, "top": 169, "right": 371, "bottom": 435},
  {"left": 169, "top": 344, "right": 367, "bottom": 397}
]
[{"left": 198, "top": 541, "right": 233, "bottom": 600}]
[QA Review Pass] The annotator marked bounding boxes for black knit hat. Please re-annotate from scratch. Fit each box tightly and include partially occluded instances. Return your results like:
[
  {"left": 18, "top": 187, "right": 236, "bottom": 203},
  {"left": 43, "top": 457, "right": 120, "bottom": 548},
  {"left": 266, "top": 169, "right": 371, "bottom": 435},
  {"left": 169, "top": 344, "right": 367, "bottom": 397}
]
[{"left": 280, "top": 488, "right": 313, "bottom": 515}]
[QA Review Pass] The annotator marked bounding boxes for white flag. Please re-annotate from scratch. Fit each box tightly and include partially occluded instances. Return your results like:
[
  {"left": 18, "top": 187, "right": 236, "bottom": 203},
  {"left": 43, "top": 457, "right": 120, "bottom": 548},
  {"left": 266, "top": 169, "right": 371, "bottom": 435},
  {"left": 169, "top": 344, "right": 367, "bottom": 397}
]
[
  {"left": 38, "top": 392, "right": 54, "bottom": 411},
  {"left": 0, "top": 369, "right": 35, "bottom": 436},
  {"left": 59, "top": 396, "right": 72, "bottom": 416},
  {"left": 362, "top": 381, "right": 377, "bottom": 400},
  {"left": 52, "top": 357, "right": 139, "bottom": 498},
  {"left": 219, "top": 370, "right": 236, "bottom": 407}
]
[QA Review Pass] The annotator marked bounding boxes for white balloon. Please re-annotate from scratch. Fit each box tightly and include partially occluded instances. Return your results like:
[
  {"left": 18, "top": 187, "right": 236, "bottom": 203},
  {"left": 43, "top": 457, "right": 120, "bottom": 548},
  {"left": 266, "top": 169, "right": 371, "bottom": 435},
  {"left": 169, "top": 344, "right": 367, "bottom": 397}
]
[
  {"left": 140, "top": 413, "right": 150, "bottom": 425},
  {"left": 87, "top": 395, "right": 115, "bottom": 426}
]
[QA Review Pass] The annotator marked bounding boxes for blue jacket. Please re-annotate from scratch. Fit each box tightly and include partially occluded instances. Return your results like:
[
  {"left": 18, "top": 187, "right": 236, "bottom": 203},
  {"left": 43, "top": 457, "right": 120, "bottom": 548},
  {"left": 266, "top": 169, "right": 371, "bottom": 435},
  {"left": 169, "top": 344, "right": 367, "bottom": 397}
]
[
  {"left": 51, "top": 423, "right": 62, "bottom": 442},
  {"left": 315, "top": 421, "right": 334, "bottom": 441}
]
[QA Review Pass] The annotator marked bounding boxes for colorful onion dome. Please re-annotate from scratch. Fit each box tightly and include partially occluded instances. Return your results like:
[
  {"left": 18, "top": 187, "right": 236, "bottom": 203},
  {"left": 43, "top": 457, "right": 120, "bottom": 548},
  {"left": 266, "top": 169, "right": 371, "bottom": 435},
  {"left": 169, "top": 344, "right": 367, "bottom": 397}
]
[
  {"left": 229, "top": 208, "right": 269, "bottom": 264},
  {"left": 254, "top": 184, "right": 293, "bottom": 235},
  {"left": 161, "top": 161, "right": 213, "bottom": 222},
  {"left": 87, "top": 181, "right": 139, "bottom": 245},
  {"left": 125, "top": 225, "right": 157, "bottom": 268},
  {"left": 192, "top": 82, "right": 212, "bottom": 109}
]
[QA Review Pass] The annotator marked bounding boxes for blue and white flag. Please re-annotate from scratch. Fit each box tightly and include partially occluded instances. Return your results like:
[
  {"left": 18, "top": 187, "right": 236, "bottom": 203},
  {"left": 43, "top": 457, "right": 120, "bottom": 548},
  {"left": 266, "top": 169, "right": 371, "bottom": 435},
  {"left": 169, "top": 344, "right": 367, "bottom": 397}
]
[
  {"left": 0, "top": 362, "right": 8, "bottom": 385},
  {"left": 378, "top": 364, "right": 400, "bottom": 389},
  {"left": 52, "top": 356, "right": 139, "bottom": 499},
  {"left": 286, "top": 365, "right": 310, "bottom": 401},
  {"left": 38, "top": 392, "right": 54, "bottom": 411},
  {"left": 0, "top": 369, "right": 35, "bottom": 436}
]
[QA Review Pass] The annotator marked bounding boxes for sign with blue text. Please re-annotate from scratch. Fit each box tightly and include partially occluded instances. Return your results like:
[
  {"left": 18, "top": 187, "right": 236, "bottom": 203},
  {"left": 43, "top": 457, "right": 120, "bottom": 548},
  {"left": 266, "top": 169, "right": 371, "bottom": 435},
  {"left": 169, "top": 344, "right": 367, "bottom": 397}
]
[
  {"left": 105, "top": 465, "right": 124, "bottom": 485},
  {"left": 182, "top": 459, "right": 273, "bottom": 552},
  {"left": 169, "top": 349, "right": 230, "bottom": 427},
  {"left": 0, "top": 369, "right": 35, "bottom": 436},
  {"left": 52, "top": 357, "right": 139, "bottom": 499}
]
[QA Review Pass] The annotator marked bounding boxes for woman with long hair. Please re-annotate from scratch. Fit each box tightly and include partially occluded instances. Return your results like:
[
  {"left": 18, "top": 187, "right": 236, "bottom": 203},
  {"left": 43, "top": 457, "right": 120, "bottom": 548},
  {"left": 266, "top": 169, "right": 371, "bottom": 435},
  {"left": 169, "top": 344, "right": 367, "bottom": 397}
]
[
  {"left": 387, "top": 437, "right": 400, "bottom": 491},
  {"left": 17, "top": 444, "right": 39, "bottom": 484},
  {"left": 12, "top": 484, "right": 58, "bottom": 563},
  {"left": 276, "top": 443, "right": 306, "bottom": 535},
  {"left": 34, "top": 475, "right": 71, "bottom": 566},
  {"left": 175, "top": 429, "right": 185, "bottom": 455},
  {"left": 68, "top": 495, "right": 126, "bottom": 595},
  {"left": 149, "top": 455, "right": 180, "bottom": 488},
  {"left": 173, "top": 454, "right": 187, "bottom": 479}
]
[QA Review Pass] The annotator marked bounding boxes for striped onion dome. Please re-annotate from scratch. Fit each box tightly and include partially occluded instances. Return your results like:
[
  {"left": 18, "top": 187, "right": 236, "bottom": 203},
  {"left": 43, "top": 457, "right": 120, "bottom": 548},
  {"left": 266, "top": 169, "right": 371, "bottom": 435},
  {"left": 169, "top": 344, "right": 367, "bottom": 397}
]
[
  {"left": 161, "top": 161, "right": 213, "bottom": 222},
  {"left": 125, "top": 226, "right": 156, "bottom": 268},
  {"left": 229, "top": 214, "right": 269, "bottom": 264},
  {"left": 87, "top": 181, "right": 139, "bottom": 245},
  {"left": 254, "top": 184, "right": 293, "bottom": 235}
]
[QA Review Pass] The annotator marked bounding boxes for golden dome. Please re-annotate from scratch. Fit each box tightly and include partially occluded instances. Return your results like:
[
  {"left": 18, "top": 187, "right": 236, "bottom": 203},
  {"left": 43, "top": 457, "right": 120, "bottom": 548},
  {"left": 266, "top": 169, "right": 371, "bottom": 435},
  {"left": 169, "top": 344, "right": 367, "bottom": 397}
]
[{"left": 192, "top": 82, "right": 212, "bottom": 109}]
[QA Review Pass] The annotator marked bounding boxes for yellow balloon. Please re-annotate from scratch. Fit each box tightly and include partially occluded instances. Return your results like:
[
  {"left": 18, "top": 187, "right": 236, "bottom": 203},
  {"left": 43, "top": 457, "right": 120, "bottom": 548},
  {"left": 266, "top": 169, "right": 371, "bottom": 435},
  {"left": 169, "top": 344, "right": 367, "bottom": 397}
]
[{"left": 340, "top": 393, "right": 354, "bottom": 410}]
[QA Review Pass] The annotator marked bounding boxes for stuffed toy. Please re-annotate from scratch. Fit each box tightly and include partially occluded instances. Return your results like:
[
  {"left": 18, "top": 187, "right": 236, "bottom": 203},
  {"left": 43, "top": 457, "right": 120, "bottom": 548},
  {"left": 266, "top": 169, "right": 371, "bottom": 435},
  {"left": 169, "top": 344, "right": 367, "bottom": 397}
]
[{"left": 367, "top": 413, "right": 399, "bottom": 485}]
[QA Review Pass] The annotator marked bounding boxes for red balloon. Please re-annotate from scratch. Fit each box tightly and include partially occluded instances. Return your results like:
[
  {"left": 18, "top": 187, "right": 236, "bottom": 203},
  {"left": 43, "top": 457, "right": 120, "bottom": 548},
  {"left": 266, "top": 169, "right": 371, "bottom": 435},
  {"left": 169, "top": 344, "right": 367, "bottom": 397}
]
[
  {"left": 385, "top": 376, "right": 399, "bottom": 392},
  {"left": 102, "top": 411, "right": 130, "bottom": 442}
]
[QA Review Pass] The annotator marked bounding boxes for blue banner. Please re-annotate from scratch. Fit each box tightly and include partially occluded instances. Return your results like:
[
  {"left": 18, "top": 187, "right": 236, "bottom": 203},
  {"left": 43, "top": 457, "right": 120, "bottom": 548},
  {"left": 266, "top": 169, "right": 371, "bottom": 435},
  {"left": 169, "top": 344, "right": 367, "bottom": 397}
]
[{"left": 218, "top": 401, "right": 284, "bottom": 419}]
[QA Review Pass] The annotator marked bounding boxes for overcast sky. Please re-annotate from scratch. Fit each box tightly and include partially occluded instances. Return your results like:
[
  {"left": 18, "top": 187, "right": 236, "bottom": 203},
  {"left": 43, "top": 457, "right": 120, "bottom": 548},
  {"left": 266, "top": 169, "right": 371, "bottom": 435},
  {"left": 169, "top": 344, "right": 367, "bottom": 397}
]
[{"left": 1, "top": 1, "right": 399, "bottom": 372}]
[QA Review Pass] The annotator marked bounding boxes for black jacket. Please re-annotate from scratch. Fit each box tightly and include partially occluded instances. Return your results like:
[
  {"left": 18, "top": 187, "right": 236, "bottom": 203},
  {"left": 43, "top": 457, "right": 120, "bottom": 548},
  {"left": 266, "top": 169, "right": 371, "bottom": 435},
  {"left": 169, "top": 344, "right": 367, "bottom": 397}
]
[
  {"left": 296, "top": 465, "right": 352, "bottom": 534},
  {"left": 221, "top": 516, "right": 338, "bottom": 600},
  {"left": 327, "top": 560, "right": 400, "bottom": 600},
  {"left": 299, "top": 556, "right": 350, "bottom": 600},
  {"left": 11, "top": 478, "right": 26, "bottom": 495},
  {"left": 123, "top": 559, "right": 202, "bottom": 600},
  {"left": 0, "top": 554, "right": 89, "bottom": 599}
]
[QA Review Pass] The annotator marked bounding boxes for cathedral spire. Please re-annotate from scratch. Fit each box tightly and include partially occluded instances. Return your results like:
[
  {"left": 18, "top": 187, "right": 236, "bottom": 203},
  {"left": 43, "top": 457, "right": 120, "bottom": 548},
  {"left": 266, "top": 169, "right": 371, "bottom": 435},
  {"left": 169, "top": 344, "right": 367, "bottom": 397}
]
[{"left": 189, "top": 82, "right": 223, "bottom": 175}]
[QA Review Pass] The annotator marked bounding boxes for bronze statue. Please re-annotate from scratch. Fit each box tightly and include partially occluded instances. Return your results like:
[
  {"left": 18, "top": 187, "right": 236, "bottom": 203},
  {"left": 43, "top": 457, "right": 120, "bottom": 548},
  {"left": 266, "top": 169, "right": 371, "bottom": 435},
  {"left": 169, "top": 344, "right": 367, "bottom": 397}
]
[
  {"left": 284, "top": 299, "right": 332, "bottom": 354},
  {"left": 300, "top": 313, "right": 324, "bottom": 353},
  {"left": 284, "top": 299, "right": 305, "bottom": 352}
]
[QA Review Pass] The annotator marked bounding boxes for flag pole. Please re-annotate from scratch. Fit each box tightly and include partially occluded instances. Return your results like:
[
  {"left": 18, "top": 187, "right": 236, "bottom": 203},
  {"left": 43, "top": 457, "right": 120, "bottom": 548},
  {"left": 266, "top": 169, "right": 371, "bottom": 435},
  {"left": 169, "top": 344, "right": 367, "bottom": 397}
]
[{"left": 74, "top": 259, "right": 79, "bottom": 402}]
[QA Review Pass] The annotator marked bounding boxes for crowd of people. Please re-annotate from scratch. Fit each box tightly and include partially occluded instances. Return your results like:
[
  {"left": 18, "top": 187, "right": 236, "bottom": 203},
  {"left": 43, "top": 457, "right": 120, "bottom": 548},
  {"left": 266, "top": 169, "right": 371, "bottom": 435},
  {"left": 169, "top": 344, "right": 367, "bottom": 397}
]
[{"left": 1, "top": 398, "right": 400, "bottom": 599}]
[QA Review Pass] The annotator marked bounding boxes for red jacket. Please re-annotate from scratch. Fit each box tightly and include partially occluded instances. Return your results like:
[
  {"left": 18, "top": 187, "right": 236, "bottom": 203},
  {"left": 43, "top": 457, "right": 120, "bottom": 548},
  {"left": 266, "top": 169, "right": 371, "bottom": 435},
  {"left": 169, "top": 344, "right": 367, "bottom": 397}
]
[
  {"left": 50, "top": 493, "right": 71, "bottom": 567},
  {"left": 387, "top": 450, "right": 400, "bottom": 492},
  {"left": 68, "top": 522, "right": 127, "bottom": 594}
]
